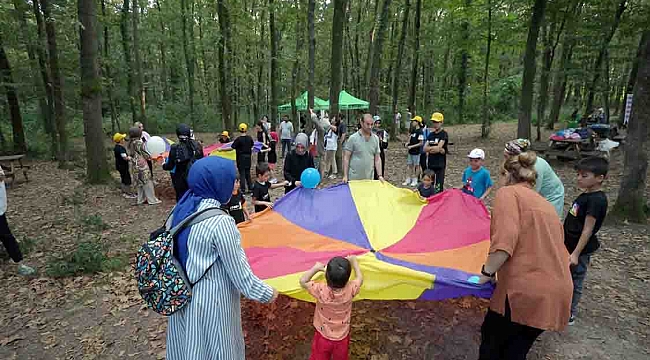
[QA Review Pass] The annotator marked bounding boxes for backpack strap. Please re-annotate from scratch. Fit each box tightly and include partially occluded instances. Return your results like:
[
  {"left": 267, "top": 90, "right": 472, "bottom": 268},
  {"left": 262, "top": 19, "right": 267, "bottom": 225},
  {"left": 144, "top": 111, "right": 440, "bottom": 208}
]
[{"left": 169, "top": 207, "right": 225, "bottom": 236}]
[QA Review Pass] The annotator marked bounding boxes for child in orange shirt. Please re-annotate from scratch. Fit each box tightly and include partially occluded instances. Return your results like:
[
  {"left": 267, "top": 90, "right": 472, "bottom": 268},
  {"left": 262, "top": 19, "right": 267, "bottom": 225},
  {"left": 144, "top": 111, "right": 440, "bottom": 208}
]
[{"left": 300, "top": 256, "right": 363, "bottom": 360}]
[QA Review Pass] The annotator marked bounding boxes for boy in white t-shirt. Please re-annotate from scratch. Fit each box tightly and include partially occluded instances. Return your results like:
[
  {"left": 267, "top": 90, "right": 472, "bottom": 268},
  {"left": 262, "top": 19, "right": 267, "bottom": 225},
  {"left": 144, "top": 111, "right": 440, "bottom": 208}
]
[{"left": 0, "top": 168, "right": 35, "bottom": 275}]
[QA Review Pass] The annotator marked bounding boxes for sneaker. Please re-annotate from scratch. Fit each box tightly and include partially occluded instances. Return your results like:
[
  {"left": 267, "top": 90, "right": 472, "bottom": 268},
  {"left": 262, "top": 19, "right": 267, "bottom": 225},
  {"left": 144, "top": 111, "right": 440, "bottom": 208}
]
[
  {"left": 568, "top": 315, "right": 575, "bottom": 326},
  {"left": 123, "top": 193, "right": 137, "bottom": 199},
  {"left": 328, "top": 174, "right": 337, "bottom": 180},
  {"left": 410, "top": 178, "right": 419, "bottom": 187},
  {"left": 17, "top": 264, "right": 36, "bottom": 276},
  {"left": 402, "top": 178, "right": 411, "bottom": 186}
]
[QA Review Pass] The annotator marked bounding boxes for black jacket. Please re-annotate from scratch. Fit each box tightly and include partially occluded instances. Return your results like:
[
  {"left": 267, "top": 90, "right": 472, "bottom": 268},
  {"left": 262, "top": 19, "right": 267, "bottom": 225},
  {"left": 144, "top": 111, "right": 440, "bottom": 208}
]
[
  {"left": 163, "top": 140, "right": 204, "bottom": 176},
  {"left": 283, "top": 150, "right": 315, "bottom": 192}
]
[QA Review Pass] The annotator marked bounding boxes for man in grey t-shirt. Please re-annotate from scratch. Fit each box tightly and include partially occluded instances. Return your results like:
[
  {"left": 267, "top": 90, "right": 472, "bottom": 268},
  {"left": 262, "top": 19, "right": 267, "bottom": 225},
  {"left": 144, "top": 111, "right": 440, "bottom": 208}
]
[
  {"left": 343, "top": 114, "right": 384, "bottom": 182},
  {"left": 279, "top": 116, "right": 294, "bottom": 158}
]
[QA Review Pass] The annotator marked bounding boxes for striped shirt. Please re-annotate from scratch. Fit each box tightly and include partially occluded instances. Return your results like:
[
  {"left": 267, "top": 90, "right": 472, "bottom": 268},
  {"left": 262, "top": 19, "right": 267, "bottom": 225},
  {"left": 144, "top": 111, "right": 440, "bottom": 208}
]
[{"left": 166, "top": 198, "right": 274, "bottom": 360}]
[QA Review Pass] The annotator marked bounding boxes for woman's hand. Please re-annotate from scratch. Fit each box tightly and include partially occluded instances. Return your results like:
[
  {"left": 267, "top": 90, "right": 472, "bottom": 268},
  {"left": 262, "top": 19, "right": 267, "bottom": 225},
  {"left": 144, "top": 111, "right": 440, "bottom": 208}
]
[{"left": 270, "top": 288, "right": 279, "bottom": 303}]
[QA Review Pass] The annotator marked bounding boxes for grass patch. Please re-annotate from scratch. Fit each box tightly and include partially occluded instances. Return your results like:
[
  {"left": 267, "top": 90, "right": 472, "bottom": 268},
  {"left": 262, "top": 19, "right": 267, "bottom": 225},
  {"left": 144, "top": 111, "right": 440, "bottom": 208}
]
[
  {"left": 19, "top": 237, "right": 38, "bottom": 256},
  {"left": 46, "top": 237, "right": 131, "bottom": 278},
  {"left": 82, "top": 214, "right": 110, "bottom": 232}
]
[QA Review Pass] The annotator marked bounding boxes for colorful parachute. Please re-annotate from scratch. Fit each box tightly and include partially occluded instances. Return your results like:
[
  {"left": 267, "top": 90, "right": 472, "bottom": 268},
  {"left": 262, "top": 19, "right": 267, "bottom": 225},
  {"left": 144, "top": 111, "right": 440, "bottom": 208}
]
[
  {"left": 203, "top": 141, "right": 265, "bottom": 162},
  {"left": 239, "top": 181, "right": 494, "bottom": 302}
]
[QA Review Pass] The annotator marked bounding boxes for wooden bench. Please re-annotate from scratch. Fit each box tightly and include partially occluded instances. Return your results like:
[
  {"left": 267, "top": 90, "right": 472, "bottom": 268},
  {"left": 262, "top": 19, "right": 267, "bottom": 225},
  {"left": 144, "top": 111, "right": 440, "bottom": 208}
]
[{"left": 0, "top": 154, "right": 30, "bottom": 185}]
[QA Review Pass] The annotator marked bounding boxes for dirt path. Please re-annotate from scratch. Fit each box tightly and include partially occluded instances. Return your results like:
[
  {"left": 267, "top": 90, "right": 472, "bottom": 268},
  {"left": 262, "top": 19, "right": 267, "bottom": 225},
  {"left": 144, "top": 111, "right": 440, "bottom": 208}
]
[{"left": 1, "top": 123, "right": 648, "bottom": 359}]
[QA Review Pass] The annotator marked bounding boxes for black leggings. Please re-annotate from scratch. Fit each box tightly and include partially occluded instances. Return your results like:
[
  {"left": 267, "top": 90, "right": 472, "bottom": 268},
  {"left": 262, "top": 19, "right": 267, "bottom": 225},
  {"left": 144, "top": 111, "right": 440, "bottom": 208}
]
[
  {"left": 429, "top": 167, "right": 445, "bottom": 193},
  {"left": 478, "top": 298, "right": 544, "bottom": 360},
  {"left": 171, "top": 174, "right": 189, "bottom": 202},
  {"left": 118, "top": 167, "right": 132, "bottom": 186},
  {"left": 0, "top": 214, "right": 23, "bottom": 263},
  {"left": 374, "top": 151, "right": 385, "bottom": 180}
]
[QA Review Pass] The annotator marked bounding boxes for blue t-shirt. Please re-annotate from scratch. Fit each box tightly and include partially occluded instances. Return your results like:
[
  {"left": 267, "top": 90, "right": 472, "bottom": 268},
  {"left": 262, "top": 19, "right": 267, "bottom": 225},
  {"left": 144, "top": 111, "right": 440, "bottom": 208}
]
[{"left": 462, "top": 166, "right": 493, "bottom": 198}]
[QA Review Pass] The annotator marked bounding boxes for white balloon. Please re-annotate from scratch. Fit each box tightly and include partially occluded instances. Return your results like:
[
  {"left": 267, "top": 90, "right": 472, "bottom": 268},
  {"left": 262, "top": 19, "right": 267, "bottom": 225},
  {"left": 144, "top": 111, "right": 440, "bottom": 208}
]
[{"left": 146, "top": 136, "right": 166, "bottom": 157}]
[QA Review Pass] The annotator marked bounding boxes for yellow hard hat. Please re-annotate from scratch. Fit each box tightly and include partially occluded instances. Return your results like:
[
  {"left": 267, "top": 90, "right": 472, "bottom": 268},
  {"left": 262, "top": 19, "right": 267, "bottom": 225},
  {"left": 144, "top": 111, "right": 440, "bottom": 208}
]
[
  {"left": 411, "top": 115, "right": 423, "bottom": 123},
  {"left": 221, "top": 130, "right": 229, "bottom": 137},
  {"left": 112, "top": 133, "right": 127, "bottom": 143},
  {"left": 431, "top": 112, "right": 444, "bottom": 122},
  {"left": 238, "top": 123, "right": 248, "bottom": 132}
]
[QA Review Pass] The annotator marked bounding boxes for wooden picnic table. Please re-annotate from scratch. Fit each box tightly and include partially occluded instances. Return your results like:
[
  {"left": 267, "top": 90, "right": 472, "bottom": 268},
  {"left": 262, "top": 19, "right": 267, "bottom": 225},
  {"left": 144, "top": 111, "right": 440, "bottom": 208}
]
[
  {"left": 0, "top": 154, "right": 30, "bottom": 184},
  {"left": 537, "top": 138, "right": 600, "bottom": 161}
]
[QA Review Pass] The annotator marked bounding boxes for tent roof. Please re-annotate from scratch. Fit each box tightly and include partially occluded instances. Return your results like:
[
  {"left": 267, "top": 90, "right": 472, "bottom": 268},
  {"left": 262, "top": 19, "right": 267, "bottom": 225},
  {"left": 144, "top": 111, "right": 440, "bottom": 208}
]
[
  {"left": 278, "top": 91, "right": 329, "bottom": 112},
  {"left": 336, "top": 90, "right": 369, "bottom": 110}
]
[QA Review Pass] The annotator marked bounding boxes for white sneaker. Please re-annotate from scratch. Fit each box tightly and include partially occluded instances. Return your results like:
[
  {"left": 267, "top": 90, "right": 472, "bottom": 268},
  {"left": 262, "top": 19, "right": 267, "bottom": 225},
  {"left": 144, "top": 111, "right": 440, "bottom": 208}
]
[
  {"left": 402, "top": 178, "right": 411, "bottom": 186},
  {"left": 328, "top": 174, "right": 337, "bottom": 180},
  {"left": 18, "top": 264, "right": 36, "bottom": 276},
  {"left": 411, "top": 178, "right": 419, "bottom": 187}
]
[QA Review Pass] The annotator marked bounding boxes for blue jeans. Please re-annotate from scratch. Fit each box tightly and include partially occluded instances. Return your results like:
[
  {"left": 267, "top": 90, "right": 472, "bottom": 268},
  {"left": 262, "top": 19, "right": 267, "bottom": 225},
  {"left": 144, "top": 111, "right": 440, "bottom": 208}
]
[
  {"left": 281, "top": 139, "right": 292, "bottom": 158},
  {"left": 570, "top": 253, "right": 591, "bottom": 316}
]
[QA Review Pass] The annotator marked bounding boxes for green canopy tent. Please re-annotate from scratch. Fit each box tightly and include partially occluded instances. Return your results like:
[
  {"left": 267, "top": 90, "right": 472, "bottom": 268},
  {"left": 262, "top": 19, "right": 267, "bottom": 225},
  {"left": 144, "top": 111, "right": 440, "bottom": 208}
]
[
  {"left": 278, "top": 91, "right": 329, "bottom": 112},
  {"left": 329, "top": 90, "right": 369, "bottom": 110}
]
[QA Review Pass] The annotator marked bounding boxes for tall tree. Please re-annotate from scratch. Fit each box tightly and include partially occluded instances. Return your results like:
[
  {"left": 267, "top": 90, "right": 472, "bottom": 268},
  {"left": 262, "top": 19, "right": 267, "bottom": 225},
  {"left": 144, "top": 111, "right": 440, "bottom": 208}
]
[
  {"left": 217, "top": 0, "right": 233, "bottom": 129},
  {"left": 290, "top": 0, "right": 303, "bottom": 128},
  {"left": 32, "top": 0, "right": 56, "bottom": 155},
  {"left": 329, "top": 0, "right": 348, "bottom": 117},
  {"left": 391, "top": 0, "right": 410, "bottom": 137},
  {"left": 181, "top": 0, "right": 195, "bottom": 127},
  {"left": 517, "top": 0, "right": 547, "bottom": 140},
  {"left": 458, "top": 0, "right": 471, "bottom": 123},
  {"left": 612, "top": 32, "right": 649, "bottom": 223},
  {"left": 120, "top": 0, "right": 136, "bottom": 124},
  {"left": 79, "top": 0, "right": 110, "bottom": 183},
  {"left": 0, "top": 32, "right": 27, "bottom": 153},
  {"left": 270, "top": 0, "right": 279, "bottom": 125},
  {"left": 307, "top": 0, "right": 316, "bottom": 111},
  {"left": 368, "top": 0, "right": 393, "bottom": 115},
  {"left": 12, "top": 0, "right": 49, "bottom": 136},
  {"left": 41, "top": 0, "right": 68, "bottom": 164},
  {"left": 101, "top": 0, "right": 120, "bottom": 133},
  {"left": 408, "top": 0, "right": 421, "bottom": 114},
  {"left": 584, "top": 0, "right": 627, "bottom": 115},
  {"left": 618, "top": 31, "right": 649, "bottom": 123},
  {"left": 481, "top": 0, "right": 492, "bottom": 138},
  {"left": 132, "top": 0, "right": 146, "bottom": 126}
]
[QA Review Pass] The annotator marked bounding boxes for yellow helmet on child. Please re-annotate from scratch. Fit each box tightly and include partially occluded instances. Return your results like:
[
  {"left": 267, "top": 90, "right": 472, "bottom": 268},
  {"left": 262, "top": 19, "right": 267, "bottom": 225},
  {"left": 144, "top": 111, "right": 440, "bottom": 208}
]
[{"left": 430, "top": 112, "right": 444, "bottom": 123}]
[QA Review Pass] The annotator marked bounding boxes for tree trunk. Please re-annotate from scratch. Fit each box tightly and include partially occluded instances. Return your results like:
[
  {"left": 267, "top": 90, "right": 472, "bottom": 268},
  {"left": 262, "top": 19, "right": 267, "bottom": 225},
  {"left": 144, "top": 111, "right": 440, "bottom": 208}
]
[
  {"left": 256, "top": 9, "right": 266, "bottom": 121},
  {"left": 32, "top": 0, "right": 56, "bottom": 155},
  {"left": 481, "top": 0, "right": 492, "bottom": 138},
  {"left": 79, "top": 0, "right": 110, "bottom": 183},
  {"left": 391, "top": 0, "right": 410, "bottom": 137},
  {"left": 517, "top": 0, "right": 547, "bottom": 140},
  {"left": 329, "top": 0, "right": 348, "bottom": 117},
  {"left": 101, "top": 0, "right": 120, "bottom": 133},
  {"left": 584, "top": 0, "right": 626, "bottom": 115},
  {"left": 120, "top": 0, "right": 136, "bottom": 124},
  {"left": 407, "top": 0, "right": 421, "bottom": 114},
  {"left": 41, "top": 0, "right": 68, "bottom": 164},
  {"left": 154, "top": 0, "right": 168, "bottom": 106},
  {"left": 0, "top": 33, "right": 27, "bottom": 153},
  {"left": 536, "top": 23, "right": 551, "bottom": 141},
  {"left": 290, "top": 0, "right": 303, "bottom": 128},
  {"left": 307, "top": 0, "right": 316, "bottom": 112},
  {"left": 217, "top": 0, "right": 232, "bottom": 130},
  {"left": 618, "top": 31, "right": 649, "bottom": 124},
  {"left": 13, "top": 0, "right": 49, "bottom": 137},
  {"left": 368, "top": 0, "right": 393, "bottom": 115},
  {"left": 612, "top": 33, "right": 649, "bottom": 223},
  {"left": 181, "top": 0, "right": 195, "bottom": 127},
  {"left": 353, "top": 2, "right": 362, "bottom": 95},
  {"left": 132, "top": 0, "right": 146, "bottom": 127},
  {"left": 458, "top": 0, "right": 471, "bottom": 123},
  {"left": 603, "top": 49, "right": 611, "bottom": 123},
  {"left": 270, "top": 0, "right": 279, "bottom": 125}
]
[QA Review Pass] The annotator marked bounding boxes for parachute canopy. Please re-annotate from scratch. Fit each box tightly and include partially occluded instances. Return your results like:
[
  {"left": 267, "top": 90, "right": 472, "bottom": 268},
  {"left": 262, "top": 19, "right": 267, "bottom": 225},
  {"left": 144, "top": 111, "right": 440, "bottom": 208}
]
[{"left": 239, "top": 182, "right": 494, "bottom": 302}]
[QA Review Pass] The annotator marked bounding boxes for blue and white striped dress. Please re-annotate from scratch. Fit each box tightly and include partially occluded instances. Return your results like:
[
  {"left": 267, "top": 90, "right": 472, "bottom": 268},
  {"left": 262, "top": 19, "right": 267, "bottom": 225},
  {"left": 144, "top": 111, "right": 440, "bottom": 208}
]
[{"left": 166, "top": 198, "right": 274, "bottom": 360}]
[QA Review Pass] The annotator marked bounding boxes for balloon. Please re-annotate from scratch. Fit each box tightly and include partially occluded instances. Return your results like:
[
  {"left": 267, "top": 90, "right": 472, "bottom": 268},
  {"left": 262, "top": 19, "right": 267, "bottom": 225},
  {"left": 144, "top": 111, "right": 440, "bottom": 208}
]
[
  {"left": 146, "top": 136, "right": 166, "bottom": 157},
  {"left": 300, "top": 168, "right": 321, "bottom": 189}
]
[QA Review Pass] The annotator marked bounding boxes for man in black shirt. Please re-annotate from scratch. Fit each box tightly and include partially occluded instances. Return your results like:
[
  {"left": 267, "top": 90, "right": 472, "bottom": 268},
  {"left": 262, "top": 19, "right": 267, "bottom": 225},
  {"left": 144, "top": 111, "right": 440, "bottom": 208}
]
[
  {"left": 230, "top": 123, "right": 255, "bottom": 193},
  {"left": 564, "top": 157, "right": 609, "bottom": 325},
  {"left": 423, "top": 112, "right": 448, "bottom": 193}
]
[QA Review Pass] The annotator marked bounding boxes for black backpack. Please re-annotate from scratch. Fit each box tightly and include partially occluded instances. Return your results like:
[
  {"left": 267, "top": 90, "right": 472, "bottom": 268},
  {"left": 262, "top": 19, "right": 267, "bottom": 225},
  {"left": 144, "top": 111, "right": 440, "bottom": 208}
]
[{"left": 174, "top": 141, "right": 200, "bottom": 176}]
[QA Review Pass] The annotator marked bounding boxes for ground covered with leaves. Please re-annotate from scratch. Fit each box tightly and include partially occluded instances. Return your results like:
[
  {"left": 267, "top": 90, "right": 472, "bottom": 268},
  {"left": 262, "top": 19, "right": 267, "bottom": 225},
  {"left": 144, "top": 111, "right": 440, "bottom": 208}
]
[{"left": 0, "top": 123, "right": 648, "bottom": 359}]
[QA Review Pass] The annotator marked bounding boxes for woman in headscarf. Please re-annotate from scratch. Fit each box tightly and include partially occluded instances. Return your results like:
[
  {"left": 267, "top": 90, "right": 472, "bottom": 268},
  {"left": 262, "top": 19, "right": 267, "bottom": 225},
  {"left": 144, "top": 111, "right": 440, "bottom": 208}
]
[
  {"left": 127, "top": 127, "right": 161, "bottom": 205},
  {"left": 504, "top": 139, "right": 565, "bottom": 217},
  {"left": 476, "top": 151, "right": 572, "bottom": 360},
  {"left": 283, "top": 133, "right": 315, "bottom": 194},
  {"left": 166, "top": 156, "right": 278, "bottom": 360}
]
